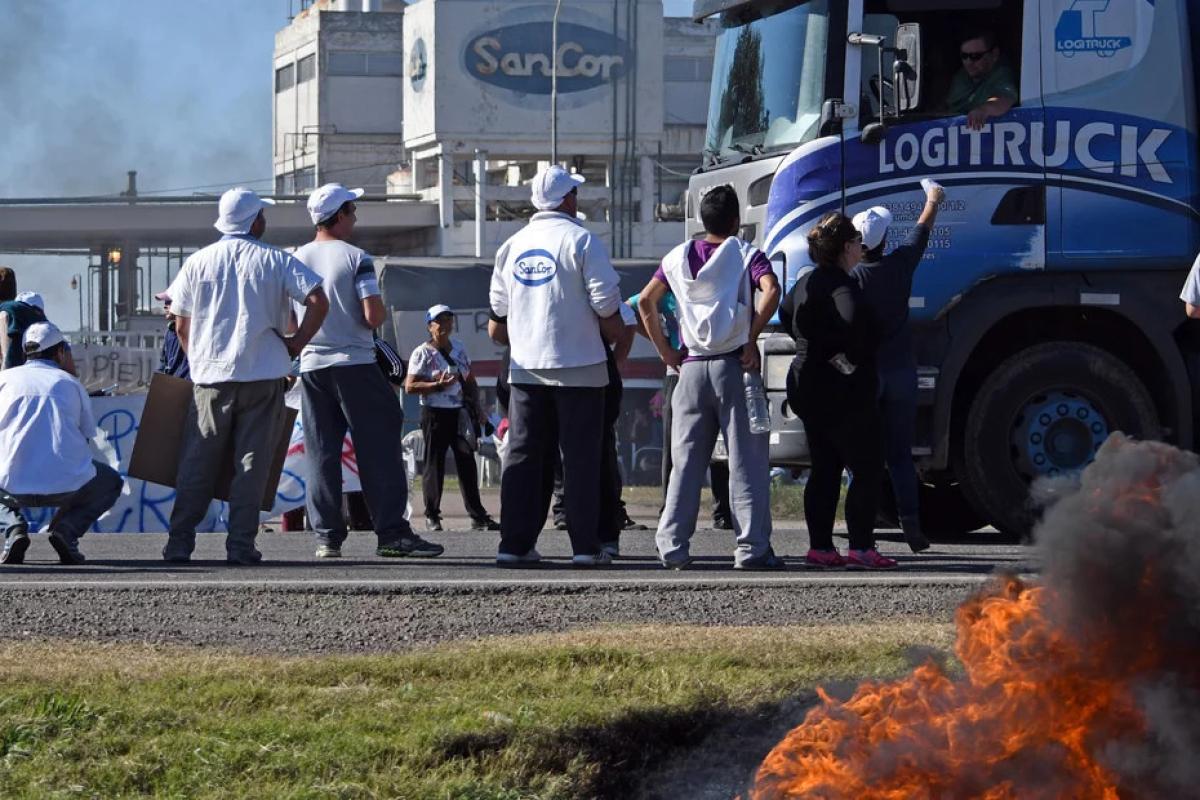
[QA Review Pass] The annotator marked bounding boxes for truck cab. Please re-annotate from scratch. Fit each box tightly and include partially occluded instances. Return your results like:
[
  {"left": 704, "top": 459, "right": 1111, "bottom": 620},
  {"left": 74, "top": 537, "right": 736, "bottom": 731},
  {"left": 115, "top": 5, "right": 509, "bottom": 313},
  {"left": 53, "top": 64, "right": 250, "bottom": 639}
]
[{"left": 689, "top": 0, "right": 1200, "bottom": 535}]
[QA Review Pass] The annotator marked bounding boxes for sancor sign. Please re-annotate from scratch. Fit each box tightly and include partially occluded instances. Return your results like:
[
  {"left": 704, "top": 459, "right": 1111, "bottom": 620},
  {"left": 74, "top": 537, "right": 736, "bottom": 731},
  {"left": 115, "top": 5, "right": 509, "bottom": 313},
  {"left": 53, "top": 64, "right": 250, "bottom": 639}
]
[{"left": 464, "top": 20, "right": 630, "bottom": 94}]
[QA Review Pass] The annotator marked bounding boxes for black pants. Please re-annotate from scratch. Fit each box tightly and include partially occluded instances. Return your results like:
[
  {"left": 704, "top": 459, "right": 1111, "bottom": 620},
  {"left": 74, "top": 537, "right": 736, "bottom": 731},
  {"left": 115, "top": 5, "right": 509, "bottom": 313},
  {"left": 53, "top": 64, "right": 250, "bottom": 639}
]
[
  {"left": 660, "top": 372, "right": 732, "bottom": 521},
  {"left": 550, "top": 355, "right": 624, "bottom": 544},
  {"left": 421, "top": 406, "right": 489, "bottom": 523},
  {"left": 502, "top": 384, "right": 605, "bottom": 556},
  {"left": 802, "top": 410, "right": 884, "bottom": 552}
]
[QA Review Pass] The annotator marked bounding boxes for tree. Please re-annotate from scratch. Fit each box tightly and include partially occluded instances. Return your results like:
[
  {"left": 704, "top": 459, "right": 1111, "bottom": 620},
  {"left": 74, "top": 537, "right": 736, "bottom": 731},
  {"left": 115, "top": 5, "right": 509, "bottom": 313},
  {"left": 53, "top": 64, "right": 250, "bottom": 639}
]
[{"left": 716, "top": 25, "right": 768, "bottom": 148}]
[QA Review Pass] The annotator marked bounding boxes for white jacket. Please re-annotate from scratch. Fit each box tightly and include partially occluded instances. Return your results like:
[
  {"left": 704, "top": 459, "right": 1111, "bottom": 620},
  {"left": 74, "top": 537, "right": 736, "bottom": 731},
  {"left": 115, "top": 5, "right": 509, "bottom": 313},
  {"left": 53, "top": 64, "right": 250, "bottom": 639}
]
[
  {"left": 662, "top": 237, "right": 755, "bottom": 356},
  {"left": 490, "top": 212, "right": 621, "bottom": 370}
]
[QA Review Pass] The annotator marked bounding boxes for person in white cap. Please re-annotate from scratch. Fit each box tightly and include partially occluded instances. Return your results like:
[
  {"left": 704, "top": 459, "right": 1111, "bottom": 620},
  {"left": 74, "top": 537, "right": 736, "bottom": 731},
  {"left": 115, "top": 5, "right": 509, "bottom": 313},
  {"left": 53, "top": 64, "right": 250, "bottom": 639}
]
[
  {"left": 0, "top": 269, "right": 48, "bottom": 371},
  {"left": 405, "top": 304, "right": 497, "bottom": 532},
  {"left": 850, "top": 180, "right": 946, "bottom": 553},
  {"left": 0, "top": 322, "right": 123, "bottom": 565},
  {"left": 292, "top": 183, "right": 442, "bottom": 559},
  {"left": 488, "top": 164, "right": 626, "bottom": 567},
  {"left": 162, "top": 187, "right": 329, "bottom": 565}
]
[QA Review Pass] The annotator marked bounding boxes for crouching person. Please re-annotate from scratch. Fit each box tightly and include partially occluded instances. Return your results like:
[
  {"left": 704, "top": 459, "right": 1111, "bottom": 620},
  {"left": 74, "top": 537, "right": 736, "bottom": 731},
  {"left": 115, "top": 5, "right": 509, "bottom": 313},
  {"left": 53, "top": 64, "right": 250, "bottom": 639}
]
[
  {"left": 639, "top": 186, "right": 782, "bottom": 570},
  {"left": 0, "top": 322, "right": 123, "bottom": 564}
]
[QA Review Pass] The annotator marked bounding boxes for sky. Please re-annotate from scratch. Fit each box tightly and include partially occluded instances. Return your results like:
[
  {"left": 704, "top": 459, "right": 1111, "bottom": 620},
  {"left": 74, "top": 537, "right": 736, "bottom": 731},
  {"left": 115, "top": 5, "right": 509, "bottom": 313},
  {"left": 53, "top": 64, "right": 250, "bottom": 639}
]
[{"left": 1, "top": 0, "right": 696, "bottom": 327}]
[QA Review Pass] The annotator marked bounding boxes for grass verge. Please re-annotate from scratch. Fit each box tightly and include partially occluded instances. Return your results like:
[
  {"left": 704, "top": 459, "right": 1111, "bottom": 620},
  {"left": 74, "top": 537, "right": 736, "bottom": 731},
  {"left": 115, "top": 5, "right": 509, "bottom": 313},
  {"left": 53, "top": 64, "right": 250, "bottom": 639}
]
[{"left": 0, "top": 624, "right": 952, "bottom": 799}]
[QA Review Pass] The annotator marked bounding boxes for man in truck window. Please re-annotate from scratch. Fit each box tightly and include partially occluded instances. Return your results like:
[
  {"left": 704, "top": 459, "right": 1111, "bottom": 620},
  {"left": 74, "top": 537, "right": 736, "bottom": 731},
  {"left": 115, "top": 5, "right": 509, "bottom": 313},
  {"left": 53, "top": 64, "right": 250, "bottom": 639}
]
[{"left": 945, "top": 29, "right": 1018, "bottom": 130}]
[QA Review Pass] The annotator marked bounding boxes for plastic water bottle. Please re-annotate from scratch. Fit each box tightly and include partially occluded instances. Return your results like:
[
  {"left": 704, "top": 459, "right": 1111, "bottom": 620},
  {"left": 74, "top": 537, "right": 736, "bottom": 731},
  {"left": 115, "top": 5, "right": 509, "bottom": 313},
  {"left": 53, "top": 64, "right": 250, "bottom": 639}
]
[{"left": 744, "top": 370, "right": 771, "bottom": 434}]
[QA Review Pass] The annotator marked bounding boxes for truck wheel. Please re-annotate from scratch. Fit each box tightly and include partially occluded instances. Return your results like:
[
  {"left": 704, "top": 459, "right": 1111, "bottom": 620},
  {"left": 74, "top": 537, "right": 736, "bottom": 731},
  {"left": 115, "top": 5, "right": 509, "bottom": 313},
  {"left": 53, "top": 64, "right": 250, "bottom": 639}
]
[{"left": 955, "top": 342, "right": 1160, "bottom": 538}]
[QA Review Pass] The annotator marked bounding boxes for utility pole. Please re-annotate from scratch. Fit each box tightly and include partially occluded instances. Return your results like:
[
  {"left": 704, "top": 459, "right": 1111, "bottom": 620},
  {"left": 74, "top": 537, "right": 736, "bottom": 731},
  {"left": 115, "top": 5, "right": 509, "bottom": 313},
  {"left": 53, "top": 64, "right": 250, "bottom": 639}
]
[{"left": 551, "top": 0, "right": 563, "bottom": 163}]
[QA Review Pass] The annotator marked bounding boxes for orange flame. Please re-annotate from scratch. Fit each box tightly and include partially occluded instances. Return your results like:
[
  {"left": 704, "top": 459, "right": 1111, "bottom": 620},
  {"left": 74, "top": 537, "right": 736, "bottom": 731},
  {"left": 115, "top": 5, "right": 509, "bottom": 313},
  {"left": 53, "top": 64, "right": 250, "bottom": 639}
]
[{"left": 749, "top": 576, "right": 1143, "bottom": 799}]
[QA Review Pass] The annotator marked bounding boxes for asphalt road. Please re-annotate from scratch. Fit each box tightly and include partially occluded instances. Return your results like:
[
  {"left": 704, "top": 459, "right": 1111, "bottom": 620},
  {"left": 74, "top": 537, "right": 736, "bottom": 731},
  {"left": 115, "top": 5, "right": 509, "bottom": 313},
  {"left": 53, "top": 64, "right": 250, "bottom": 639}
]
[{"left": 0, "top": 526, "right": 1034, "bottom": 587}]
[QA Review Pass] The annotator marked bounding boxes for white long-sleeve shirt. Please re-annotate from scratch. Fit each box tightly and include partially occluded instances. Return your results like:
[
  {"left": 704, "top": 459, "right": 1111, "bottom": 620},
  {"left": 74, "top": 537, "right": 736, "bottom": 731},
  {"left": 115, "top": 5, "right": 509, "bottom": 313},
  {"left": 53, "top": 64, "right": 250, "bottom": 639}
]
[
  {"left": 0, "top": 360, "right": 96, "bottom": 495},
  {"left": 490, "top": 212, "right": 620, "bottom": 385}
]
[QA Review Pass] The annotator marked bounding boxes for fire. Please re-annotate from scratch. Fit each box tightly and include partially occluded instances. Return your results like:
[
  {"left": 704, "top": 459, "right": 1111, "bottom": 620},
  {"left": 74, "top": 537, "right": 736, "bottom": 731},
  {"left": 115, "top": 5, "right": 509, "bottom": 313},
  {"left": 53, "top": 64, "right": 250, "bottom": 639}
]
[{"left": 750, "top": 435, "right": 1200, "bottom": 800}]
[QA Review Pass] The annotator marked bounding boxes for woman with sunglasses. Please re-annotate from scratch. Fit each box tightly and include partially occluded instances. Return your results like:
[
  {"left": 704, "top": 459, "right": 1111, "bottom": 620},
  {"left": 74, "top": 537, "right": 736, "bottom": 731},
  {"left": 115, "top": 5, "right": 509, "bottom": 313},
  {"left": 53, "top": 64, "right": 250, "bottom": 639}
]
[{"left": 779, "top": 212, "right": 897, "bottom": 570}]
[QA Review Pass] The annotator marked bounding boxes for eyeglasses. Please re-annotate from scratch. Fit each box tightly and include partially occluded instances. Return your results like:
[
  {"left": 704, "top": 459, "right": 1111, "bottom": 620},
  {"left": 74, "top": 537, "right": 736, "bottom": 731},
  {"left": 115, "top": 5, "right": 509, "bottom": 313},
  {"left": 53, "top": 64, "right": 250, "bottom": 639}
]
[{"left": 960, "top": 49, "right": 991, "bottom": 62}]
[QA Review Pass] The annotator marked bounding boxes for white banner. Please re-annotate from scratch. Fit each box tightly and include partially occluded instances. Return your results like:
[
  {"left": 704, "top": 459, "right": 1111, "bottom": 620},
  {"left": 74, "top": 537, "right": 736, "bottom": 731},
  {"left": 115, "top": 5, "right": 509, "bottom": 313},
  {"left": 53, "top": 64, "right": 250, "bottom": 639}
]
[{"left": 21, "top": 395, "right": 364, "bottom": 533}]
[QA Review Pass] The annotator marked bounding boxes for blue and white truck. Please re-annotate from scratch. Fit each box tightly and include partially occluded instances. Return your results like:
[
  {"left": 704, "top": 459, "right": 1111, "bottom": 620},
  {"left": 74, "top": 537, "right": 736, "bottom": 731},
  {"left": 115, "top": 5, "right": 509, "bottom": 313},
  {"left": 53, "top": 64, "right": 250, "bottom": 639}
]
[{"left": 688, "top": 0, "right": 1200, "bottom": 536}]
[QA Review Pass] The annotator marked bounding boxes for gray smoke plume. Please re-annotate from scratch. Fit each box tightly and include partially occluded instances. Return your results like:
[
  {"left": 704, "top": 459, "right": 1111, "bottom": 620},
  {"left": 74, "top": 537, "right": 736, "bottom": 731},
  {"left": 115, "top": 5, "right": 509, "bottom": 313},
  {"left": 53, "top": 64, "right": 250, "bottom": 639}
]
[
  {"left": 1034, "top": 434, "right": 1200, "bottom": 796},
  {"left": 0, "top": 1, "right": 272, "bottom": 197}
]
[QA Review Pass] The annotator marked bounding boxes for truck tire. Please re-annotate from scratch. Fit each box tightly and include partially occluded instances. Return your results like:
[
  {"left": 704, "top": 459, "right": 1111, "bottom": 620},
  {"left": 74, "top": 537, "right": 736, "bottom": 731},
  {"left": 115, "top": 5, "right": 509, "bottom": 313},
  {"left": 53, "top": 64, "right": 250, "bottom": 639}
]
[
  {"left": 876, "top": 479, "right": 987, "bottom": 538},
  {"left": 955, "top": 342, "right": 1160, "bottom": 539}
]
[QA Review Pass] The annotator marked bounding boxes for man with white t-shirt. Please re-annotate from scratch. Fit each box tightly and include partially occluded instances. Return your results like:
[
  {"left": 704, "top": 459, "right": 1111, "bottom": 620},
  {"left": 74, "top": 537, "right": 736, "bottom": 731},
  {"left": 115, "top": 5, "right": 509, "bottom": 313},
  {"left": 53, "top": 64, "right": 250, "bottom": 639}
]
[
  {"left": 488, "top": 165, "right": 626, "bottom": 567},
  {"left": 163, "top": 188, "right": 329, "bottom": 565},
  {"left": 294, "top": 183, "right": 443, "bottom": 560}
]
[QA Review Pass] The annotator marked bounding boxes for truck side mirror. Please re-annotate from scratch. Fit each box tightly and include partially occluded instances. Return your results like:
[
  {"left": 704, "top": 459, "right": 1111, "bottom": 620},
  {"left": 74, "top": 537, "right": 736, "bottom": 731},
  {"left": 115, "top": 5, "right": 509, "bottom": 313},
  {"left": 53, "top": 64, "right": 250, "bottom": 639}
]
[
  {"left": 861, "top": 122, "right": 887, "bottom": 145},
  {"left": 893, "top": 23, "right": 922, "bottom": 113}
]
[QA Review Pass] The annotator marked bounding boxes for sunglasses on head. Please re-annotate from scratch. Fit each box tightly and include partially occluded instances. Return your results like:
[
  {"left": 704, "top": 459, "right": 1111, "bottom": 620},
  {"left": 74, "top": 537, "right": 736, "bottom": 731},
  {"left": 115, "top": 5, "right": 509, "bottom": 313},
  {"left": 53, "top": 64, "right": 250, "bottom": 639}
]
[{"left": 961, "top": 49, "right": 991, "bottom": 62}]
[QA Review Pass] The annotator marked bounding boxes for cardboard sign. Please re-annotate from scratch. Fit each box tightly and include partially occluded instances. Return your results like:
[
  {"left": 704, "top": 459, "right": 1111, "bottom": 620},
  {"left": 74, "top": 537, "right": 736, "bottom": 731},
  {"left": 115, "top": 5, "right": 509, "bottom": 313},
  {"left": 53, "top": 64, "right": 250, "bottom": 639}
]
[{"left": 128, "top": 374, "right": 296, "bottom": 512}]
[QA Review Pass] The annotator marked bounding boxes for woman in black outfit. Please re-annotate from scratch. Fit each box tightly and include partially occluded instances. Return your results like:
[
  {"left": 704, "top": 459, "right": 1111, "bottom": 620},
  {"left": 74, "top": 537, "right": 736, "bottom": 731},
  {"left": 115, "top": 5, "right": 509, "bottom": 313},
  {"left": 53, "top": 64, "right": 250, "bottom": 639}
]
[{"left": 779, "top": 212, "right": 897, "bottom": 570}]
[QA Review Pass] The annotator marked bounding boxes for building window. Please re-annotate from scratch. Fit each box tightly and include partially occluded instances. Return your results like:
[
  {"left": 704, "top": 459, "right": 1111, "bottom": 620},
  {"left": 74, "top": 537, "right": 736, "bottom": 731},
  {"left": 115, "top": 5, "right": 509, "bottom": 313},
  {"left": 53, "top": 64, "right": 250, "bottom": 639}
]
[
  {"left": 294, "top": 167, "right": 316, "bottom": 192},
  {"left": 297, "top": 54, "right": 316, "bottom": 84},
  {"left": 277, "top": 172, "right": 295, "bottom": 196},
  {"left": 327, "top": 50, "right": 403, "bottom": 77},
  {"left": 368, "top": 53, "right": 403, "bottom": 76},
  {"left": 275, "top": 63, "right": 295, "bottom": 92},
  {"left": 664, "top": 56, "right": 713, "bottom": 82},
  {"left": 328, "top": 51, "right": 368, "bottom": 76}
]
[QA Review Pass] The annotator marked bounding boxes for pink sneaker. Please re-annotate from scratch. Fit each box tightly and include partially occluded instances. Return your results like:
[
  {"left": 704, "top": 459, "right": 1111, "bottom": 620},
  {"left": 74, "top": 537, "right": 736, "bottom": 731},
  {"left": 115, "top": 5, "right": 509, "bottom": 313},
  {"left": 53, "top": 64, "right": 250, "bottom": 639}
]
[
  {"left": 846, "top": 549, "right": 898, "bottom": 570},
  {"left": 804, "top": 548, "right": 846, "bottom": 568}
]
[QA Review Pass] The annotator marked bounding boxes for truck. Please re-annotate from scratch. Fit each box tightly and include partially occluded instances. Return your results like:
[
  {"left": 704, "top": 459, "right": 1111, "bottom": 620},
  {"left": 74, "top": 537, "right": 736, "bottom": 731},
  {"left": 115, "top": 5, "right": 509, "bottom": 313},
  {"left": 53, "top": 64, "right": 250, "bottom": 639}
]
[{"left": 688, "top": 0, "right": 1200, "bottom": 536}]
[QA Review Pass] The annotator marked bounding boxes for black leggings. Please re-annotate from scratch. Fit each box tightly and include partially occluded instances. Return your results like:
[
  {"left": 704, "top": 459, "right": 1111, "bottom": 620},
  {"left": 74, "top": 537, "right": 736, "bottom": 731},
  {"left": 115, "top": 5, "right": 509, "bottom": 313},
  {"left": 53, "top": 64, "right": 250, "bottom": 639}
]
[{"left": 801, "top": 409, "right": 884, "bottom": 552}]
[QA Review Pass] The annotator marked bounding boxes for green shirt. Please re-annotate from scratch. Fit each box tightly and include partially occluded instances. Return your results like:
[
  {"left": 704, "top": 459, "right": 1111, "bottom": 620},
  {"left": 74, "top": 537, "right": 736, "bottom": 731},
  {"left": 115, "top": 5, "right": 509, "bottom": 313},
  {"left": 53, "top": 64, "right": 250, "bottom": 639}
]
[{"left": 945, "top": 62, "right": 1018, "bottom": 114}]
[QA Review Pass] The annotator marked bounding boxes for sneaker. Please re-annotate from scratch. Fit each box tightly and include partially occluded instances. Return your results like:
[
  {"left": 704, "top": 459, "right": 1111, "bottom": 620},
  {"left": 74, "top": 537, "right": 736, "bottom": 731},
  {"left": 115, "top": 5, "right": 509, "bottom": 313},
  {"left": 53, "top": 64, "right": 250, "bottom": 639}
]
[
  {"left": 846, "top": 548, "right": 899, "bottom": 570},
  {"left": 735, "top": 548, "right": 786, "bottom": 571},
  {"left": 470, "top": 517, "right": 501, "bottom": 531},
  {"left": 900, "top": 516, "right": 931, "bottom": 553},
  {"left": 600, "top": 541, "right": 620, "bottom": 558},
  {"left": 661, "top": 555, "right": 694, "bottom": 570},
  {"left": 572, "top": 551, "right": 614, "bottom": 568},
  {"left": 1, "top": 531, "right": 30, "bottom": 565},
  {"left": 226, "top": 549, "right": 264, "bottom": 566},
  {"left": 621, "top": 515, "right": 648, "bottom": 531},
  {"left": 378, "top": 535, "right": 444, "bottom": 558},
  {"left": 315, "top": 544, "right": 342, "bottom": 559},
  {"left": 804, "top": 548, "right": 846, "bottom": 568},
  {"left": 425, "top": 517, "right": 443, "bottom": 532},
  {"left": 48, "top": 531, "right": 85, "bottom": 565},
  {"left": 711, "top": 516, "right": 733, "bottom": 531},
  {"left": 496, "top": 548, "right": 543, "bottom": 568}
]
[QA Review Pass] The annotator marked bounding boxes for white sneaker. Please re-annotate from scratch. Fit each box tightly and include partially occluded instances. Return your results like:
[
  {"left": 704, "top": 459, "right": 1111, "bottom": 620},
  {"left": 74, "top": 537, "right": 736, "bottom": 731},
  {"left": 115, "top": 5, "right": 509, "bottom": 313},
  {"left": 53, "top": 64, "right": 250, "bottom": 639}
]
[
  {"left": 572, "top": 551, "right": 614, "bottom": 568},
  {"left": 496, "top": 548, "right": 542, "bottom": 567},
  {"left": 600, "top": 541, "right": 620, "bottom": 558},
  {"left": 315, "top": 545, "right": 342, "bottom": 559}
]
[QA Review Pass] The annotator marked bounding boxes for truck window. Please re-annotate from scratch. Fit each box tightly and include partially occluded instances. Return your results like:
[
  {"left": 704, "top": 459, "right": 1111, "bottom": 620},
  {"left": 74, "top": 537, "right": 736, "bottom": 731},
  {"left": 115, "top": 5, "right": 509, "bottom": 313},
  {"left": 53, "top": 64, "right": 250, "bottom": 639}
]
[{"left": 860, "top": 1, "right": 1024, "bottom": 124}]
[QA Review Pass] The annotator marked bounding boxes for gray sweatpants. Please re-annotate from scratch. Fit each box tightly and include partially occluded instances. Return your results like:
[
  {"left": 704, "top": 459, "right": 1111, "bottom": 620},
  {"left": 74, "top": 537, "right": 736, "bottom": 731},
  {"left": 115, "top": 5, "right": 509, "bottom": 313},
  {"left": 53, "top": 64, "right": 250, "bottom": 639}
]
[
  {"left": 656, "top": 357, "right": 772, "bottom": 565},
  {"left": 166, "top": 378, "right": 285, "bottom": 559}
]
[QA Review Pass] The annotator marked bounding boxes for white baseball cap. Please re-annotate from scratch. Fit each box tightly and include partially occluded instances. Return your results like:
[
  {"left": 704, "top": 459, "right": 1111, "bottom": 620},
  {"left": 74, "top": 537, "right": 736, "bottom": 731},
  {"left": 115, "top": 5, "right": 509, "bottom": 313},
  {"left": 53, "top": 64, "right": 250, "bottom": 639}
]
[
  {"left": 307, "top": 183, "right": 365, "bottom": 225},
  {"left": 22, "top": 321, "right": 64, "bottom": 355},
  {"left": 426, "top": 304, "right": 454, "bottom": 323},
  {"left": 531, "top": 165, "right": 586, "bottom": 211},
  {"left": 214, "top": 187, "right": 275, "bottom": 235},
  {"left": 15, "top": 291, "right": 44, "bottom": 311},
  {"left": 852, "top": 206, "right": 894, "bottom": 250}
]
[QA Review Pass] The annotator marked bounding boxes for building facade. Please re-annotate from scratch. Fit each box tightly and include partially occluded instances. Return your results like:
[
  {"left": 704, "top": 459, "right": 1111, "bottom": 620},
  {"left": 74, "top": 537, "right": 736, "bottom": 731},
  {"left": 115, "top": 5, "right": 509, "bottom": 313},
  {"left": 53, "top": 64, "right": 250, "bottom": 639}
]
[{"left": 273, "top": 0, "right": 717, "bottom": 257}]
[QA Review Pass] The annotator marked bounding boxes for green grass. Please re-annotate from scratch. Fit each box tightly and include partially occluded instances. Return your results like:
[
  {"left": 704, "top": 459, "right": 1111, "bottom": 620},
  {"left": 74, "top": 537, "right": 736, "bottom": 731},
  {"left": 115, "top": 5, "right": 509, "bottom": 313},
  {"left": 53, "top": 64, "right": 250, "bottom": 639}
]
[{"left": 0, "top": 624, "right": 952, "bottom": 799}]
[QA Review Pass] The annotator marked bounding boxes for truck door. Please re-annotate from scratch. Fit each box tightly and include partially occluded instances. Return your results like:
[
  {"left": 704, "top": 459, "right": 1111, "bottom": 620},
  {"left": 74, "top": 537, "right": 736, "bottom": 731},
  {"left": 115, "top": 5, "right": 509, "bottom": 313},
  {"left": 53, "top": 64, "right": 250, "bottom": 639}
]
[{"left": 1041, "top": 0, "right": 1195, "bottom": 268}]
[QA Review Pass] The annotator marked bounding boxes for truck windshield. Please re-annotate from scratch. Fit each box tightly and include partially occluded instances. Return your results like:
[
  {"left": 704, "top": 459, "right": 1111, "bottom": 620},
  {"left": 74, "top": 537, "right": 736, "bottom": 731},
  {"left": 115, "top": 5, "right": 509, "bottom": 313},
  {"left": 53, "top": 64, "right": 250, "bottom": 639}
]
[{"left": 703, "top": 0, "right": 831, "bottom": 161}]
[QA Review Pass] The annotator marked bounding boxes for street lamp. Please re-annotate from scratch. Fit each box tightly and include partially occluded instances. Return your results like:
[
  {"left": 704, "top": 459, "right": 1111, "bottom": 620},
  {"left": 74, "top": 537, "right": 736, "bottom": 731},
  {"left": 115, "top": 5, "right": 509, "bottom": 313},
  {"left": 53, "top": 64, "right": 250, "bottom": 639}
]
[{"left": 69, "top": 274, "right": 85, "bottom": 331}]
